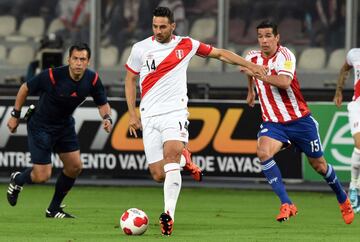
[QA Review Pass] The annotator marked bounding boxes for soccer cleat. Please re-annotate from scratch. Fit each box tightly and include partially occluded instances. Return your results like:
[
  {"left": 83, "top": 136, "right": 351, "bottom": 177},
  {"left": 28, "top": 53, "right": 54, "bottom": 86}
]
[
  {"left": 289, "top": 204, "right": 298, "bottom": 217},
  {"left": 339, "top": 198, "right": 354, "bottom": 224},
  {"left": 276, "top": 203, "right": 297, "bottom": 222},
  {"left": 182, "top": 148, "right": 203, "bottom": 182},
  {"left": 348, "top": 188, "right": 358, "bottom": 208},
  {"left": 159, "top": 212, "right": 173, "bottom": 236},
  {"left": 45, "top": 208, "right": 75, "bottom": 218},
  {"left": 7, "top": 172, "right": 23, "bottom": 206}
]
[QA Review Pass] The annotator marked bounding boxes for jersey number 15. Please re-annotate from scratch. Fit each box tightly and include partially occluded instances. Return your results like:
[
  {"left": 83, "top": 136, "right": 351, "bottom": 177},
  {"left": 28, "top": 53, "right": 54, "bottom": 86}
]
[{"left": 310, "top": 139, "right": 321, "bottom": 152}]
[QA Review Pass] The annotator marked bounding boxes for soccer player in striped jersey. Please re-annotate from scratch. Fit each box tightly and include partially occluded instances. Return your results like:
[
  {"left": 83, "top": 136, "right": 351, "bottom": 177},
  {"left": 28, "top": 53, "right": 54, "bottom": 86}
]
[
  {"left": 124, "top": 6, "right": 267, "bottom": 236},
  {"left": 334, "top": 48, "right": 360, "bottom": 213},
  {"left": 242, "top": 20, "right": 354, "bottom": 224}
]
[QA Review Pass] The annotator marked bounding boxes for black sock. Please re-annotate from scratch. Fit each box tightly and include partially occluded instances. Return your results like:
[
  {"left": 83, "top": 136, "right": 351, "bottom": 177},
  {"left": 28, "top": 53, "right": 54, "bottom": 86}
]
[
  {"left": 14, "top": 168, "right": 33, "bottom": 186},
  {"left": 48, "top": 172, "right": 76, "bottom": 211}
]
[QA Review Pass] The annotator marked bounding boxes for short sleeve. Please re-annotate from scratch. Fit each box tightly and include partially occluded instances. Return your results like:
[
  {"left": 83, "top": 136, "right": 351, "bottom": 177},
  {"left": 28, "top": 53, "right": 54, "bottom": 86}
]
[
  {"left": 125, "top": 45, "right": 142, "bottom": 75},
  {"left": 26, "top": 69, "right": 51, "bottom": 95},
  {"left": 91, "top": 76, "right": 108, "bottom": 106},
  {"left": 276, "top": 49, "right": 296, "bottom": 79},
  {"left": 346, "top": 49, "right": 354, "bottom": 66}
]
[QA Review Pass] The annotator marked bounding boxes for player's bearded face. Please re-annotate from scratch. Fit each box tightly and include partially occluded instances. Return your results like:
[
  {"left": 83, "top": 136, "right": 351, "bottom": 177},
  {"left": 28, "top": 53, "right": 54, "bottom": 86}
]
[
  {"left": 152, "top": 16, "right": 175, "bottom": 43},
  {"left": 257, "top": 28, "right": 279, "bottom": 57},
  {"left": 68, "top": 50, "right": 90, "bottom": 78}
]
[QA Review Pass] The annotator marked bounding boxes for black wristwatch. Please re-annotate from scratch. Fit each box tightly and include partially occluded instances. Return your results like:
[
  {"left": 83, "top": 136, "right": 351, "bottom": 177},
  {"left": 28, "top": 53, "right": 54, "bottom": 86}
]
[
  {"left": 11, "top": 108, "right": 21, "bottom": 119},
  {"left": 103, "top": 114, "right": 113, "bottom": 124}
]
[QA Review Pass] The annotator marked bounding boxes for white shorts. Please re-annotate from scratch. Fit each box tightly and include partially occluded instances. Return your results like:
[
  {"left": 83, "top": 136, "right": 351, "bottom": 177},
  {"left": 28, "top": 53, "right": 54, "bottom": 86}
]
[
  {"left": 347, "top": 100, "right": 360, "bottom": 135},
  {"left": 141, "top": 109, "right": 189, "bottom": 164}
]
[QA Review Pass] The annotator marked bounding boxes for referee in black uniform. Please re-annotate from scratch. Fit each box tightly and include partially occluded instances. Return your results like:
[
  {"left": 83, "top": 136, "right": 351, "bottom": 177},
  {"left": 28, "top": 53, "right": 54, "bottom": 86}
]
[{"left": 6, "top": 43, "right": 113, "bottom": 218}]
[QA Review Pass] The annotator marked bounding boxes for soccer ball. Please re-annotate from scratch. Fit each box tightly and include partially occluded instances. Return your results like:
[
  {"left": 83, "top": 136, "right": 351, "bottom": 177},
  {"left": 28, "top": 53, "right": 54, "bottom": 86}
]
[{"left": 120, "top": 208, "right": 149, "bottom": 235}]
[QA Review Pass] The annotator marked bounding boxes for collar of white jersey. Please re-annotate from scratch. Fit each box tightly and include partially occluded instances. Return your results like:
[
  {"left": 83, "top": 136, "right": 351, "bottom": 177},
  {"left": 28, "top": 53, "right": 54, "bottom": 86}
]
[{"left": 152, "top": 35, "right": 177, "bottom": 44}]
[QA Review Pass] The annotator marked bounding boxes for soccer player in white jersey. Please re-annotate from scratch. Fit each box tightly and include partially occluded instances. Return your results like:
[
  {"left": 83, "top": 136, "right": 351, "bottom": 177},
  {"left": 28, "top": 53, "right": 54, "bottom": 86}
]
[
  {"left": 242, "top": 20, "right": 354, "bottom": 224},
  {"left": 124, "top": 7, "right": 267, "bottom": 236},
  {"left": 334, "top": 48, "right": 360, "bottom": 213}
]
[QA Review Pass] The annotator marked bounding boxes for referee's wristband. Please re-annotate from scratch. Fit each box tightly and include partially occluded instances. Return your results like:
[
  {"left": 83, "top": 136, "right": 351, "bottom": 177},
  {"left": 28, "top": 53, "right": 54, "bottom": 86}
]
[
  {"left": 11, "top": 108, "right": 21, "bottom": 119},
  {"left": 103, "top": 114, "right": 112, "bottom": 124}
]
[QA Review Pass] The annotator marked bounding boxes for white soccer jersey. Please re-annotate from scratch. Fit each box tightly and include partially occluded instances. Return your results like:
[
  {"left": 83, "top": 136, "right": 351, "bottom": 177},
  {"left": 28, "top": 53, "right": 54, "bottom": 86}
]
[
  {"left": 245, "top": 45, "right": 310, "bottom": 123},
  {"left": 346, "top": 48, "right": 360, "bottom": 101},
  {"left": 125, "top": 35, "right": 212, "bottom": 117}
]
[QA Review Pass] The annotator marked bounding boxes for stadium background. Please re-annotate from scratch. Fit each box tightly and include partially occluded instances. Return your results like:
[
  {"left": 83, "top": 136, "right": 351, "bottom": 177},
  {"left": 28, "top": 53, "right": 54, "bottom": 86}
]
[{"left": 0, "top": 0, "right": 359, "bottom": 188}]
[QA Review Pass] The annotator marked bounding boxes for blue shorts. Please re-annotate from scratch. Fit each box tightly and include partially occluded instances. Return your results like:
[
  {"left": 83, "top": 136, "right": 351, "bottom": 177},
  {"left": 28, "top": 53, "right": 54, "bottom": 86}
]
[
  {"left": 257, "top": 115, "right": 323, "bottom": 158},
  {"left": 27, "top": 120, "right": 79, "bottom": 164}
]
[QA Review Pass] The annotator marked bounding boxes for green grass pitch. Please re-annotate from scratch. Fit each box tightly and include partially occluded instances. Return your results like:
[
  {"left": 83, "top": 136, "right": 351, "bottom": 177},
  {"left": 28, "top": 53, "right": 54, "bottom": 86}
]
[{"left": 0, "top": 184, "right": 358, "bottom": 242}]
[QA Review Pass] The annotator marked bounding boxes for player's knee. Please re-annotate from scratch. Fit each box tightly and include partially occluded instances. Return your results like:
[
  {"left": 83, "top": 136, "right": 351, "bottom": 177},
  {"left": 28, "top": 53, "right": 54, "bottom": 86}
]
[
  {"left": 351, "top": 147, "right": 360, "bottom": 168},
  {"left": 32, "top": 170, "right": 51, "bottom": 183},
  {"left": 74, "top": 162, "right": 83, "bottom": 175},
  {"left": 150, "top": 170, "right": 165, "bottom": 183},
  {"left": 309, "top": 159, "right": 327, "bottom": 175},
  {"left": 163, "top": 153, "right": 181, "bottom": 164},
  {"left": 313, "top": 164, "right": 325, "bottom": 174},
  {"left": 66, "top": 163, "right": 82, "bottom": 177},
  {"left": 257, "top": 148, "right": 272, "bottom": 161}
]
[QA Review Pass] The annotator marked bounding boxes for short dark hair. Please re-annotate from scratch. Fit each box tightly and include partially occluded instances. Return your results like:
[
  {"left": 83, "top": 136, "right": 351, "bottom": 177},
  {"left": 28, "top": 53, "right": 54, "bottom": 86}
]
[
  {"left": 69, "top": 42, "right": 91, "bottom": 59},
  {"left": 256, "top": 20, "right": 278, "bottom": 36},
  {"left": 153, "top": 6, "right": 174, "bottom": 23}
]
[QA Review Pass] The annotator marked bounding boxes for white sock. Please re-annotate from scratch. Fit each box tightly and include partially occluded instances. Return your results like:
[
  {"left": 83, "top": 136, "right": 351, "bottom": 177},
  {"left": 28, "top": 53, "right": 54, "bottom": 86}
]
[
  {"left": 179, "top": 154, "right": 186, "bottom": 168},
  {"left": 350, "top": 148, "right": 360, "bottom": 190},
  {"left": 163, "top": 163, "right": 182, "bottom": 221}
]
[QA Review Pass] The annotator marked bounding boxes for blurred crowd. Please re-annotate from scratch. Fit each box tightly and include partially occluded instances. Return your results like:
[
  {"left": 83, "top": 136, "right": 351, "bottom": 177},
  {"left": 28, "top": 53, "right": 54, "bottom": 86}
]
[
  {"left": 0, "top": 0, "right": 351, "bottom": 68},
  {"left": 0, "top": 0, "right": 352, "bottom": 77}
]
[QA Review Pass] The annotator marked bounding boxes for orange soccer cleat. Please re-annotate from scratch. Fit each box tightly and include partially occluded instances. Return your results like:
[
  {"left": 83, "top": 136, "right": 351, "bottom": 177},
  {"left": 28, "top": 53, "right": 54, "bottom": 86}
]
[
  {"left": 339, "top": 197, "right": 355, "bottom": 224},
  {"left": 159, "top": 212, "right": 174, "bottom": 236},
  {"left": 182, "top": 148, "right": 203, "bottom": 182},
  {"left": 276, "top": 203, "right": 298, "bottom": 222}
]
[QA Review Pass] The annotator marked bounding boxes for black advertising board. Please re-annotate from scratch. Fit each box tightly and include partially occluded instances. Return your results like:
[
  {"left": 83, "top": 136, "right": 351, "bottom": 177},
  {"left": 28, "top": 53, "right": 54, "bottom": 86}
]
[{"left": 0, "top": 97, "right": 302, "bottom": 180}]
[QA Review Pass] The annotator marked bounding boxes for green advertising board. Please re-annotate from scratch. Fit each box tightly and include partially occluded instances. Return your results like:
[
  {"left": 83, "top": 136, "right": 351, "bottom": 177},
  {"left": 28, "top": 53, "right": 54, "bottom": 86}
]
[{"left": 304, "top": 102, "right": 353, "bottom": 181}]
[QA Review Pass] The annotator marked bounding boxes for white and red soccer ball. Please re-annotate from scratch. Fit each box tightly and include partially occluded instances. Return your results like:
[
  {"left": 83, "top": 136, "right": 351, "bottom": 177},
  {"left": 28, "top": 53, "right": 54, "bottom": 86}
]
[{"left": 120, "top": 208, "right": 149, "bottom": 235}]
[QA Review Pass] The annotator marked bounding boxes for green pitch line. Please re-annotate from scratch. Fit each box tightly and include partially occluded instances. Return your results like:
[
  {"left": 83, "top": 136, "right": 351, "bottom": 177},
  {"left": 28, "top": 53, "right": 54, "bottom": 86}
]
[{"left": 0, "top": 185, "right": 358, "bottom": 242}]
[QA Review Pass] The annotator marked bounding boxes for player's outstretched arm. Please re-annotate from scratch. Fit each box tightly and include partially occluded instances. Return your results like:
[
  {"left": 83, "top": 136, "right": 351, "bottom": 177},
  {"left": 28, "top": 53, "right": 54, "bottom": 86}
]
[
  {"left": 239, "top": 66, "right": 255, "bottom": 76},
  {"left": 334, "top": 62, "right": 352, "bottom": 108},
  {"left": 207, "top": 47, "right": 267, "bottom": 77},
  {"left": 7, "top": 83, "right": 29, "bottom": 133},
  {"left": 124, "top": 70, "right": 142, "bottom": 138}
]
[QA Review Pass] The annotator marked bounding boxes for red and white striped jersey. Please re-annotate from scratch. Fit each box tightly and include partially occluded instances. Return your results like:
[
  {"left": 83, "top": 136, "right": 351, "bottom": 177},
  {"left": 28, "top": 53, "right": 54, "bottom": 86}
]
[
  {"left": 245, "top": 45, "right": 310, "bottom": 123},
  {"left": 125, "top": 35, "right": 212, "bottom": 117},
  {"left": 346, "top": 48, "right": 360, "bottom": 101}
]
